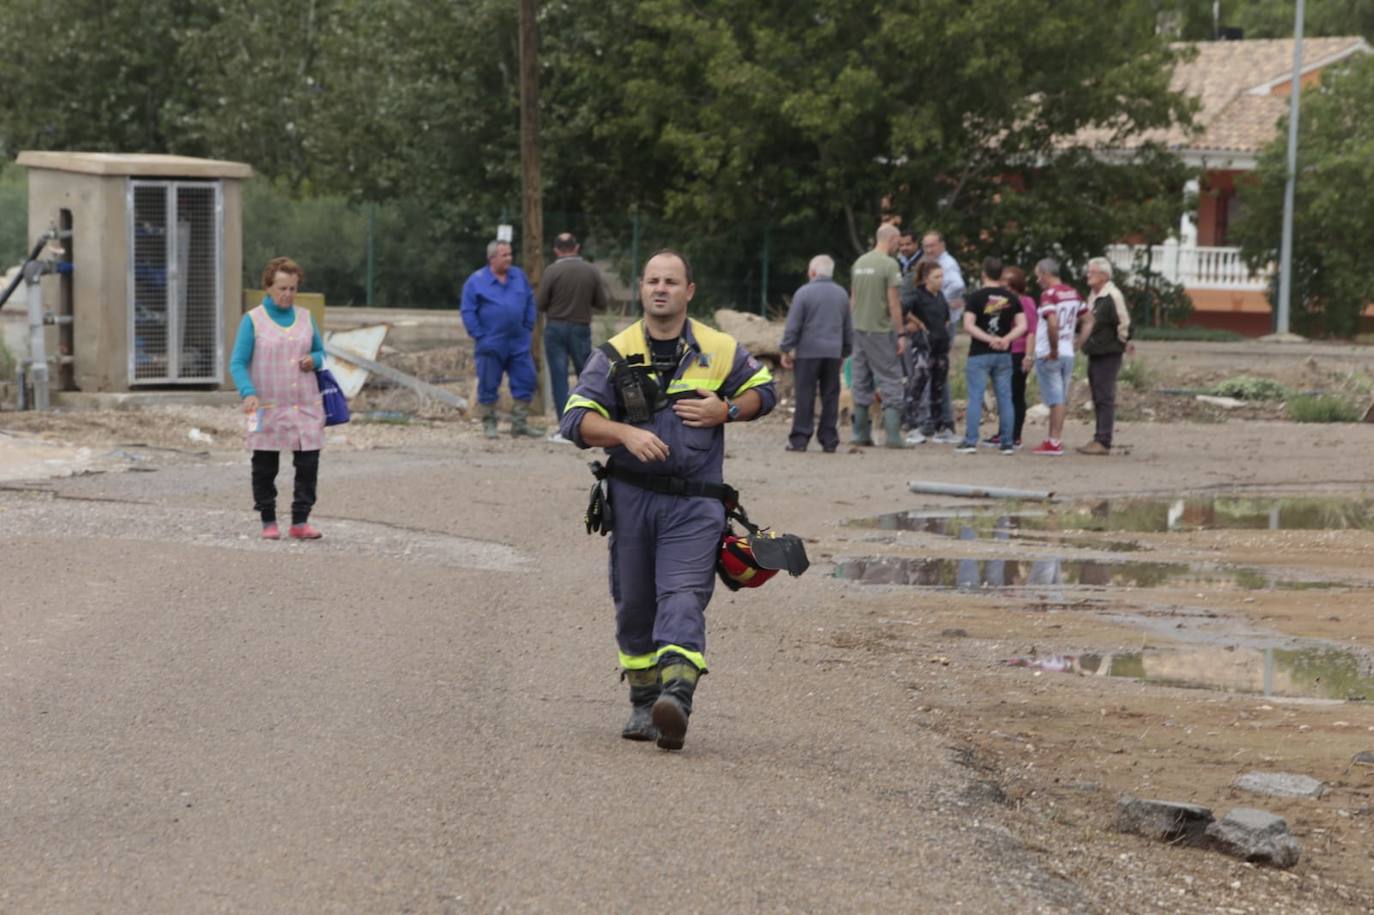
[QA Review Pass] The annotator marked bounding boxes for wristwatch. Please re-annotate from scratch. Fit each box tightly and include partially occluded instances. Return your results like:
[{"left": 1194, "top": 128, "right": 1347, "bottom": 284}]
[{"left": 723, "top": 397, "right": 741, "bottom": 423}]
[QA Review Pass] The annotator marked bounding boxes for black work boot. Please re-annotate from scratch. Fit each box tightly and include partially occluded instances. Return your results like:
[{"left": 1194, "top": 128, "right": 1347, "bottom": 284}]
[
  {"left": 621, "top": 667, "right": 660, "bottom": 741},
  {"left": 651, "top": 654, "right": 701, "bottom": 751}
]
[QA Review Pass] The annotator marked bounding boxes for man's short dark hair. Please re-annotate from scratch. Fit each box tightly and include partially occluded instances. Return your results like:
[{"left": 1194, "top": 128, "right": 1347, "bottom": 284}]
[
  {"left": 982, "top": 256, "right": 1003, "bottom": 281},
  {"left": 554, "top": 232, "right": 578, "bottom": 253},
  {"left": 644, "top": 248, "right": 694, "bottom": 284}
]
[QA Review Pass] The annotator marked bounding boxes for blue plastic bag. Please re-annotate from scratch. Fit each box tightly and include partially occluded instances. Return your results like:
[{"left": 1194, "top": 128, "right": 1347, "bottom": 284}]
[{"left": 317, "top": 368, "right": 351, "bottom": 426}]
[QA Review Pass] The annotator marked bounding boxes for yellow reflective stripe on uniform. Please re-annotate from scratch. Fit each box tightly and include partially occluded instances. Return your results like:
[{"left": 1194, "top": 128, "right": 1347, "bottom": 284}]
[
  {"left": 565, "top": 394, "right": 609, "bottom": 419},
  {"left": 731, "top": 364, "right": 773, "bottom": 398},
  {"left": 656, "top": 644, "right": 707, "bottom": 671},
  {"left": 619, "top": 650, "right": 658, "bottom": 670},
  {"left": 666, "top": 377, "right": 723, "bottom": 395}
]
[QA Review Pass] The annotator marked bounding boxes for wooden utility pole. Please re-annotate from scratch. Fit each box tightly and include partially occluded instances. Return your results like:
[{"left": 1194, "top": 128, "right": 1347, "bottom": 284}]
[{"left": 518, "top": 0, "right": 547, "bottom": 416}]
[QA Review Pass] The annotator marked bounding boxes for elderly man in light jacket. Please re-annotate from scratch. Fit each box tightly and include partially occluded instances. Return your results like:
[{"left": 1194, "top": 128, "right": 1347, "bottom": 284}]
[{"left": 1075, "top": 256, "right": 1132, "bottom": 455}]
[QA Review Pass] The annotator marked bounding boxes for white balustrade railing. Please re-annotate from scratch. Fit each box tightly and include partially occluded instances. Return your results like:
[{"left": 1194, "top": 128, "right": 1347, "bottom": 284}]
[{"left": 1105, "top": 244, "right": 1270, "bottom": 291}]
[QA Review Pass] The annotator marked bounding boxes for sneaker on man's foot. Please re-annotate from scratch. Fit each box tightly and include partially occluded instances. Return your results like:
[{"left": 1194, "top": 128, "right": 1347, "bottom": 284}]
[
  {"left": 999, "top": 446, "right": 1016, "bottom": 456},
  {"left": 981, "top": 434, "right": 1001, "bottom": 449},
  {"left": 1031, "top": 439, "right": 1063, "bottom": 457},
  {"left": 289, "top": 523, "right": 323, "bottom": 540},
  {"left": 904, "top": 429, "right": 927, "bottom": 445},
  {"left": 931, "top": 428, "right": 958, "bottom": 444},
  {"left": 954, "top": 441, "right": 978, "bottom": 454},
  {"left": 261, "top": 522, "right": 280, "bottom": 540},
  {"left": 1076, "top": 440, "right": 1111, "bottom": 456}
]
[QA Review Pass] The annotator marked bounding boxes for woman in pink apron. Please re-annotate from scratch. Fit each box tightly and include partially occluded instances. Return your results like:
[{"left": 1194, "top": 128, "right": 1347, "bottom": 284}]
[{"left": 229, "top": 257, "right": 327, "bottom": 540}]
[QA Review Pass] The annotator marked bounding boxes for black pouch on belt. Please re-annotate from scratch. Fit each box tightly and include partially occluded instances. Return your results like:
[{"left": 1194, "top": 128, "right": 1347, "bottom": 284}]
[{"left": 585, "top": 462, "right": 614, "bottom": 535}]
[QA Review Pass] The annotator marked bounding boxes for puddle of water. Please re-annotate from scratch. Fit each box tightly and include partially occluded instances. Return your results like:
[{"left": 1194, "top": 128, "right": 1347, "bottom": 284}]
[
  {"left": 832, "top": 556, "right": 1344, "bottom": 591},
  {"left": 1005, "top": 646, "right": 1374, "bottom": 701},
  {"left": 853, "top": 495, "right": 1374, "bottom": 538}
]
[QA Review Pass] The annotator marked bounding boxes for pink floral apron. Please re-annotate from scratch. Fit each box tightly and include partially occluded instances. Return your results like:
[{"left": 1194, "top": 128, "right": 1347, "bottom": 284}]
[{"left": 245, "top": 305, "right": 325, "bottom": 452}]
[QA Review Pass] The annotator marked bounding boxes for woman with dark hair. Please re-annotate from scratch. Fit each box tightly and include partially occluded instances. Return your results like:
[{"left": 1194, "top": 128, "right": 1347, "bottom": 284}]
[
  {"left": 229, "top": 256, "right": 327, "bottom": 540},
  {"left": 900, "top": 258, "right": 951, "bottom": 443},
  {"left": 1000, "top": 265, "right": 1039, "bottom": 449}
]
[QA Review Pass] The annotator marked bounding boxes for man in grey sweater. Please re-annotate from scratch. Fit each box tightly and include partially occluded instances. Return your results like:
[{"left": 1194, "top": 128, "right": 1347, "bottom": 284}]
[{"left": 781, "top": 254, "right": 853, "bottom": 452}]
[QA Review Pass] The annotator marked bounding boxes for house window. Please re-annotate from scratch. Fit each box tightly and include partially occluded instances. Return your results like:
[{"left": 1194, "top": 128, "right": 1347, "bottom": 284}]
[{"left": 1215, "top": 189, "right": 1236, "bottom": 246}]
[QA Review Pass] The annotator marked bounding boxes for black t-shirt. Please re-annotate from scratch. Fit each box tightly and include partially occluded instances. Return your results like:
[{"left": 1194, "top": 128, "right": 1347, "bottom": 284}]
[{"left": 964, "top": 286, "right": 1021, "bottom": 357}]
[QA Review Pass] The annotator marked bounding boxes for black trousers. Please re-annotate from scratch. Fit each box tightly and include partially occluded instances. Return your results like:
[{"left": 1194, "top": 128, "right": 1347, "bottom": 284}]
[
  {"left": 903, "top": 335, "right": 949, "bottom": 435},
  {"left": 790, "top": 357, "right": 842, "bottom": 451},
  {"left": 1011, "top": 356, "right": 1029, "bottom": 442},
  {"left": 1087, "top": 353, "right": 1123, "bottom": 447},
  {"left": 251, "top": 449, "right": 320, "bottom": 525}
]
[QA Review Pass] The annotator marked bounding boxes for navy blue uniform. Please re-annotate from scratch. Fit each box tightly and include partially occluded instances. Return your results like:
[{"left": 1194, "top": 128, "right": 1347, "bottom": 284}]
[
  {"left": 560, "top": 319, "right": 775, "bottom": 673},
  {"left": 460, "top": 265, "right": 537, "bottom": 404}
]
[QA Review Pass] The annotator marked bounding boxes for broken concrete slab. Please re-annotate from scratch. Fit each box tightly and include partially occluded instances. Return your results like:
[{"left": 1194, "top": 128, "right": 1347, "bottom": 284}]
[
  {"left": 1232, "top": 771, "right": 1327, "bottom": 799},
  {"left": 1351, "top": 751, "right": 1374, "bottom": 768},
  {"left": 1116, "top": 796, "right": 1214, "bottom": 845},
  {"left": 1205, "top": 807, "right": 1301, "bottom": 868}
]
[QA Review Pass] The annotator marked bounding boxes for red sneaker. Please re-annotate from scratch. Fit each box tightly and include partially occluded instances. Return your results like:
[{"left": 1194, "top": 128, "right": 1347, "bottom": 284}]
[
  {"left": 261, "top": 522, "right": 281, "bottom": 540},
  {"left": 289, "top": 523, "right": 323, "bottom": 540},
  {"left": 1030, "top": 439, "right": 1063, "bottom": 457}
]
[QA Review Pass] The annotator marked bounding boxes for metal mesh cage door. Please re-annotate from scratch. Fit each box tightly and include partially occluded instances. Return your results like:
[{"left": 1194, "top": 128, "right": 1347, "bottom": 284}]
[{"left": 128, "top": 180, "right": 224, "bottom": 384}]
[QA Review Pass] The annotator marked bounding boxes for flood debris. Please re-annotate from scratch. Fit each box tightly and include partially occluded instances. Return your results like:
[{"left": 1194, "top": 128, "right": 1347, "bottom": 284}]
[
  {"left": 1116, "top": 796, "right": 1214, "bottom": 846},
  {"left": 1232, "top": 772, "right": 1328, "bottom": 799},
  {"left": 1204, "top": 808, "right": 1301, "bottom": 868},
  {"left": 908, "top": 480, "right": 1054, "bottom": 501}
]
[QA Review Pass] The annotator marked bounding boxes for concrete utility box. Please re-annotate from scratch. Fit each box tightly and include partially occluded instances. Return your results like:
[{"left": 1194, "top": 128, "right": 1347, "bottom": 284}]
[{"left": 17, "top": 151, "right": 252, "bottom": 391}]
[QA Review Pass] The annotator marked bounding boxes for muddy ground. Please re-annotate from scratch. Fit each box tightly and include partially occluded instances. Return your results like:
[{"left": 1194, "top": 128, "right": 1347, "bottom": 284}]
[{"left": 3, "top": 330, "right": 1374, "bottom": 912}]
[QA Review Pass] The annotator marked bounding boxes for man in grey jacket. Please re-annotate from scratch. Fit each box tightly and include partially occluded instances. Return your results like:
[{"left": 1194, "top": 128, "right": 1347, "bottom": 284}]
[{"left": 781, "top": 254, "right": 853, "bottom": 452}]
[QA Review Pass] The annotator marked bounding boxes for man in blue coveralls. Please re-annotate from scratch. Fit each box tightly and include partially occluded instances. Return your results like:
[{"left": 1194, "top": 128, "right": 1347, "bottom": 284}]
[
  {"left": 460, "top": 239, "right": 541, "bottom": 439},
  {"left": 559, "top": 250, "right": 776, "bottom": 751}
]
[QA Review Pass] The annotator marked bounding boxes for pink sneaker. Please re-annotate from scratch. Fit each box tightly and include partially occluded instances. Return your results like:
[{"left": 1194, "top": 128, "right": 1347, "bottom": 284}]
[
  {"left": 261, "top": 522, "right": 281, "bottom": 540},
  {"left": 289, "top": 523, "right": 323, "bottom": 540},
  {"left": 1031, "top": 439, "right": 1063, "bottom": 457}
]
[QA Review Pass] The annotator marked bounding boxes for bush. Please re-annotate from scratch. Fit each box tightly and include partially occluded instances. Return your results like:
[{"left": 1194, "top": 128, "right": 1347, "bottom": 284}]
[
  {"left": 1287, "top": 394, "right": 1362, "bottom": 423},
  {"left": 1119, "top": 357, "right": 1153, "bottom": 391},
  {"left": 1132, "top": 326, "right": 1242, "bottom": 342},
  {"left": 1209, "top": 376, "right": 1288, "bottom": 401},
  {"left": 0, "top": 337, "right": 13, "bottom": 379}
]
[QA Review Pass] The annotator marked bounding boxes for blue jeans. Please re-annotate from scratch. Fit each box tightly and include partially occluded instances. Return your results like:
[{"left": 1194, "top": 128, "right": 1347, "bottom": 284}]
[
  {"left": 545, "top": 320, "right": 592, "bottom": 418},
  {"left": 963, "top": 352, "right": 1014, "bottom": 446}
]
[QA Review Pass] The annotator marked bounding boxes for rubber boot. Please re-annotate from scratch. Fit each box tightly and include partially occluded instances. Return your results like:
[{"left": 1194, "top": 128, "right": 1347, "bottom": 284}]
[
  {"left": 621, "top": 667, "right": 660, "bottom": 742},
  {"left": 883, "top": 405, "right": 907, "bottom": 449},
  {"left": 481, "top": 404, "right": 500, "bottom": 439},
  {"left": 852, "top": 404, "right": 875, "bottom": 447},
  {"left": 651, "top": 654, "right": 700, "bottom": 751},
  {"left": 510, "top": 400, "right": 545, "bottom": 438}
]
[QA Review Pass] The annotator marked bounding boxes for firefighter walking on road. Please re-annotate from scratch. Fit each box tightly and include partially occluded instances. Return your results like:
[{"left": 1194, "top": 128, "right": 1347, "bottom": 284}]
[{"left": 559, "top": 250, "right": 776, "bottom": 751}]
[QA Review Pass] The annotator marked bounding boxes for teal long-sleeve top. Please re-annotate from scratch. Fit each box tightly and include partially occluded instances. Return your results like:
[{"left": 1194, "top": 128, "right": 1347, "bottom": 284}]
[{"left": 229, "top": 299, "right": 325, "bottom": 399}]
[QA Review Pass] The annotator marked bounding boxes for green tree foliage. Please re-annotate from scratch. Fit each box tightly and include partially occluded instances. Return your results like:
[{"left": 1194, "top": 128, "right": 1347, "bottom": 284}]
[
  {"left": 1, "top": 0, "right": 1197, "bottom": 310},
  {"left": 1232, "top": 55, "right": 1374, "bottom": 337}
]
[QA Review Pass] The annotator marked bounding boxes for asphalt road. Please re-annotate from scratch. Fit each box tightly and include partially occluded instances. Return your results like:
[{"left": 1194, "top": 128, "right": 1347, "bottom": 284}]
[{"left": 0, "top": 431, "right": 1092, "bottom": 914}]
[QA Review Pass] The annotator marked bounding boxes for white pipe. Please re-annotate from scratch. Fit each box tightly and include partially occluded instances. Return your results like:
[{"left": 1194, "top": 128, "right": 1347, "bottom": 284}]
[
  {"left": 25, "top": 272, "right": 49, "bottom": 411},
  {"left": 908, "top": 481, "right": 1054, "bottom": 501}
]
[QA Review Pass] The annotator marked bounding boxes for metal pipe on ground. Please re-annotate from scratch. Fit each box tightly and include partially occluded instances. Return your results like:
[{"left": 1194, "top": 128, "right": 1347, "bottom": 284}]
[{"left": 909, "top": 481, "right": 1054, "bottom": 501}]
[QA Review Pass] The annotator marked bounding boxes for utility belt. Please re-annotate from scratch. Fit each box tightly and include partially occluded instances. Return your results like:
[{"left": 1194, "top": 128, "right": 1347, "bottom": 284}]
[{"left": 585, "top": 460, "right": 809, "bottom": 590}]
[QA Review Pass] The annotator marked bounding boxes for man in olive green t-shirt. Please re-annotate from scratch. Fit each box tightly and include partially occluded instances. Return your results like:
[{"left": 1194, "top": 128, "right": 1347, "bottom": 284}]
[{"left": 848, "top": 224, "right": 907, "bottom": 447}]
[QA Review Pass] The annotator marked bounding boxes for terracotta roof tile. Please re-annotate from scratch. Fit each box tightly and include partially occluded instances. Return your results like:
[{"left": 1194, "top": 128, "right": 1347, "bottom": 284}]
[{"left": 1074, "top": 37, "right": 1370, "bottom": 155}]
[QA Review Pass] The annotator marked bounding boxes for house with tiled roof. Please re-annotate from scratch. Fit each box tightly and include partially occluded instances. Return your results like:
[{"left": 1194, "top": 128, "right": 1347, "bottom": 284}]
[{"left": 1098, "top": 36, "right": 1371, "bottom": 334}]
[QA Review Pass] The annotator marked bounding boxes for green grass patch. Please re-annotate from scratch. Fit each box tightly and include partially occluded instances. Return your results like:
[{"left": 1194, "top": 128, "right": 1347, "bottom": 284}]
[
  {"left": 1132, "top": 326, "right": 1243, "bottom": 342},
  {"left": 1287, "top": 394, "right": 1362, "bottom": 423},
  {"left": 1209, "top": 376, "right": 1288, "bottom": 401},
  {"left": 948, "top": 352, "right": 968, "bottom": 400},
  {"left": 0, "top": 337, "right": 13, "bottom": 380},
  {"left": 1119, "top": 357, "right": 1154, "bottom": 391}
]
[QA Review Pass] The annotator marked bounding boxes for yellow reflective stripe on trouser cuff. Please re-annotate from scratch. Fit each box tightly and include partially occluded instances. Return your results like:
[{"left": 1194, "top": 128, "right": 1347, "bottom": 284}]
[
  {"left": 566, "top": 394, "right": 609, "bottom": 419},
  {"left": 656, "top": 645, "right": 707, "bottom": 671},
  {"left": 618, "top": 651, "right": 658, "bottom": 670},
  {"left": 731, "top": 366, "right": 773, "bottom": 398}
]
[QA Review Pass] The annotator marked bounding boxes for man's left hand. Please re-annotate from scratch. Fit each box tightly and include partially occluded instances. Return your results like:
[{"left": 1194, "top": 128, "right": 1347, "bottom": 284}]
[{"left": 673, "top": 389, "right": 728, "bottom": 428}]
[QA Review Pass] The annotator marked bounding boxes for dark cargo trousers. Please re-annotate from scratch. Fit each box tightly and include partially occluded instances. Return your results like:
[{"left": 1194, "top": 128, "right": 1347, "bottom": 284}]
[
  {"left": 1087, "top": 352, "right": 1123, "bottom": 448},
  {"left": 609, "top": 481, "right": 726, "bottom": 668},
  {"left": 789, "top": 357, "right": 842, "bottom": 451}
]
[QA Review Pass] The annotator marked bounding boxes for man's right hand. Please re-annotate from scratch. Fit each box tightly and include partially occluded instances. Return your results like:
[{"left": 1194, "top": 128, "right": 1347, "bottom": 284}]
[
  {"left": 896, "top": 335, "right": 907, "bottom": 357},
  {"left": 243, "top": 395, "right": 260, "bottom": 414},
  {"left": 781, "top": 352, "right": 795, "bottom": 370},
  {"left": 619, "top": 426, "right": 670, "bottom": 463}
]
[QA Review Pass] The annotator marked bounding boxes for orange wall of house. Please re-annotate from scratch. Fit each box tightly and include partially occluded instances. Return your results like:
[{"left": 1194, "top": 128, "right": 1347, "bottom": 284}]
[
  {"left": 1198, "top": 170, "right": 1239, "bottom": 246},
  {"left": 1188, "top": 288, "right": 1270, "bottom": 314},
  {"left": 1268, "top": 69, "right": 1325, "bottom": 96}
]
